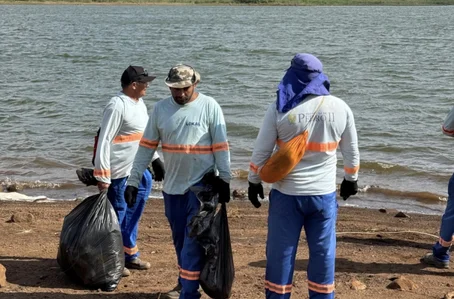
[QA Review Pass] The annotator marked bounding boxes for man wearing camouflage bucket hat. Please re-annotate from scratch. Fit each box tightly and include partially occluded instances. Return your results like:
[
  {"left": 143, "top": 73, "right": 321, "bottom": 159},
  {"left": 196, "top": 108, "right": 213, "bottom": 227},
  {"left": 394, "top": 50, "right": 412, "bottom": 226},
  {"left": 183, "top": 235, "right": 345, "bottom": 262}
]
[
  {"left": 164, "top": 64, "right": 201, "bottom": 89},
  {"left": 125, "top": 64, "right": 231, "bottom": 299}
]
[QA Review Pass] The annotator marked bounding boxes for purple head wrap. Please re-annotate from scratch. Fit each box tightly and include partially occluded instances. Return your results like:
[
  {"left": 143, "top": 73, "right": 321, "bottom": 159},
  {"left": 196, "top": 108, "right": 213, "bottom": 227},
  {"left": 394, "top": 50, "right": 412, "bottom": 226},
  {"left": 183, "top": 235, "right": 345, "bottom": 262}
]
[{"left": 276, "top": 53, "right": 330, "bottom": 113}]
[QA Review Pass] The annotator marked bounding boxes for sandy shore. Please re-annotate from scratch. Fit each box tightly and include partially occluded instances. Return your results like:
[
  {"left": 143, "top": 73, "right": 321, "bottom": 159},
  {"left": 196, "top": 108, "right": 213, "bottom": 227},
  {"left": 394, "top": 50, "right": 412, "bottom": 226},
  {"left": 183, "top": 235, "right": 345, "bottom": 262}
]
[{"left": 0, "top": 198, "right": 453, "bottom": 299}]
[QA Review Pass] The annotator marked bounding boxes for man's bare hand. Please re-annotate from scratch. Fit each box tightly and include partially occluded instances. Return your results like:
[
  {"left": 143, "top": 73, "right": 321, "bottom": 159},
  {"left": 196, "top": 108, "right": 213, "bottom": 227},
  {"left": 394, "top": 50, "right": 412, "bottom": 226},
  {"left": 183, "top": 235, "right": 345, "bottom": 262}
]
[{"left": 97, "top": 182, "right": 110, "bottom": 192}]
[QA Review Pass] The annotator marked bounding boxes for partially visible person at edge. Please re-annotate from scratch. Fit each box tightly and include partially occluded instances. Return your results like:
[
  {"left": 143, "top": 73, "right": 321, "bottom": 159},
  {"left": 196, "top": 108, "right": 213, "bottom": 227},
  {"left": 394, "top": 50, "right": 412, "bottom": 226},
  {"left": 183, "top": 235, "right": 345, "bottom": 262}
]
[
  {"left": 125, "top": 64, "right": 231, "bottom": 299},
  {"left": 247, "top": 53, "right": 360, "bottom": 299},
  {"left": 421, "top": 106, "right": 454, "bottom": 268},
  {"left": 93, "top": 65, "right": 165, "bottom": 278}
]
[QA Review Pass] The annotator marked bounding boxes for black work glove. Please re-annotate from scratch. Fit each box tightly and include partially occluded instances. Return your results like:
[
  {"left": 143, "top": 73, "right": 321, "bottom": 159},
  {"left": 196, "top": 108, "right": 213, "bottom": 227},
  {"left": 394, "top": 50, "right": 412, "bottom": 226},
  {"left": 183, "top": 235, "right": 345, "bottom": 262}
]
[
  {"left": 124, "top": 185, "right": 138, "bottom": 208},
  {"left": 248, "top": 181, "right": 264, "bottom": 208},
  {"left": 216, "top": 178, "right": 230, "bottom": 204},
  {"left": 76, "top": 168, "right": 98, "bottom": 186},
  {"left": 201, "top": 171, "right": 230, "bottom": 203},
  {"left": 340, "top": 179, "right": 358, "bottom": 200},
  {"left": 151, "top": 158, "right": 165, "bottom": 182}
]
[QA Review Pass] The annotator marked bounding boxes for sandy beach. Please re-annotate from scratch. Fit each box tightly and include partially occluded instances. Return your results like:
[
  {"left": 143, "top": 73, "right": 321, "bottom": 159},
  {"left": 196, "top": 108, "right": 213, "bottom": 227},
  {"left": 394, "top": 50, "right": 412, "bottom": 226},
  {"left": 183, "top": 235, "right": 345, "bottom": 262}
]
[{"left": 0, "top": 198, "right": 453, "bottom": 299}]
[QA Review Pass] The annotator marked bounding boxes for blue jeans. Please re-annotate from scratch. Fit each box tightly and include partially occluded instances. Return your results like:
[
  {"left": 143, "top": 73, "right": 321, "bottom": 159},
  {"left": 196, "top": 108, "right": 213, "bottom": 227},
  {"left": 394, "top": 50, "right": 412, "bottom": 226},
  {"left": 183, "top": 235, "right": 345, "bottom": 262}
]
[
  {"left": 265, "top": 189, "right": 337, "bottom": 299},
  {"left": 107, "top": 170, "right": 152, "bottom": 262},
  {"left": 433, "top": 173, "right": 454, "bottom": 261}
]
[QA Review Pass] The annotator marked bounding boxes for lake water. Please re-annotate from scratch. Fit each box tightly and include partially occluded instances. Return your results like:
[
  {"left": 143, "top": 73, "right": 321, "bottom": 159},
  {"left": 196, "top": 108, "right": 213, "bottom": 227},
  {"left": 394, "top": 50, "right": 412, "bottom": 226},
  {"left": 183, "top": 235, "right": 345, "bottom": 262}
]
[{"left": 0, "top": 4, "right": 453, "bottom": 214}]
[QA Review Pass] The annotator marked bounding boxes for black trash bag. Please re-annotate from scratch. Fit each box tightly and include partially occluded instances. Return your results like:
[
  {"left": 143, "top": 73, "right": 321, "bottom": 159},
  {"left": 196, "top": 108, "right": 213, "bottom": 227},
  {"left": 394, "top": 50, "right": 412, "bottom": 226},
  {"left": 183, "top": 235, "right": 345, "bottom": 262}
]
[
  {"left": 189, "top": 186, "right": 235, "bottom": 299},
  {"left": 57, "top": 191, "right": 124, "bottom": 292}
]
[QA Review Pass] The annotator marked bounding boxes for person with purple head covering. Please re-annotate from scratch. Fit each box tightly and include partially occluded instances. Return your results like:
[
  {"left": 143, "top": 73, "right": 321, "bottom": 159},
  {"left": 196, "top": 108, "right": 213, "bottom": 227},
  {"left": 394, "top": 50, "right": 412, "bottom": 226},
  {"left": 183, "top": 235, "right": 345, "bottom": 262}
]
[{"left": 248, "top": 53, "right": 360, "bottom": 299}]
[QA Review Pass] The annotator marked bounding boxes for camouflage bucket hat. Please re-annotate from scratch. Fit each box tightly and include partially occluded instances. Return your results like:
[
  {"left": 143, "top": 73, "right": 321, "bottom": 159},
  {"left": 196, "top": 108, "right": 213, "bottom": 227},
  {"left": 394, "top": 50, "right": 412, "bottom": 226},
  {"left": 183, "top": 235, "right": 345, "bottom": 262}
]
[{"left": 165, "top": 64, "right": 201, "bottom": 88}]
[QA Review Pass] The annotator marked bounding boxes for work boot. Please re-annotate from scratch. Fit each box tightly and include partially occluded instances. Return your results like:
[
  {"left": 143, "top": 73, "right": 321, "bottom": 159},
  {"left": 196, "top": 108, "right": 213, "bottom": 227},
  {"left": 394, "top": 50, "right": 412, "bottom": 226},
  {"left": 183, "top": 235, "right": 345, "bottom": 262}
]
[
  {"left": 122, "top": 267, "right": 131, "bottom": 277},
  {"left": 420, "top": 253, "right": 450, "bottom": 269},
  {"left": 125, "top": 258, "right": 151, "bottom": 270},
  {"left": 161, "top": 283, "right": 182, "bottom": 299}
]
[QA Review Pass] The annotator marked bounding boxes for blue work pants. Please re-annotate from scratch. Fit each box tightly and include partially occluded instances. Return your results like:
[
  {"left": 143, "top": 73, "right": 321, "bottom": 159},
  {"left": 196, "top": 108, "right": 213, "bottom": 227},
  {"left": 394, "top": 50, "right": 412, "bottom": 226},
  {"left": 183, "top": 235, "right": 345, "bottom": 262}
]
[
  {"left": 265, "top": 189, "right": 337, "bottom": 299},
  {"left": 107, "top": 170, "right": 152, "bottom": 262},
  {"left": 163, "top": 185, "right": 205, "bottom": 299}
]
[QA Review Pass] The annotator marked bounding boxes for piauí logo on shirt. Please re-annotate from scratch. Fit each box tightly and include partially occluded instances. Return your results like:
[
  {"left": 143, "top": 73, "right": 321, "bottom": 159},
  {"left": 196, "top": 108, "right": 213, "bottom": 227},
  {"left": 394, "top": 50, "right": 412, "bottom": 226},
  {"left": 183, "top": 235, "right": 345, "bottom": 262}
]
[
  {"left": 186, "top": 121, "right": 201, "bottom": 126},
  {"left": 288, "top": 114, "right": 297, "bottom": 124},
  {"left": 288, "top": 112, "right": 335, "bottom": 124}
]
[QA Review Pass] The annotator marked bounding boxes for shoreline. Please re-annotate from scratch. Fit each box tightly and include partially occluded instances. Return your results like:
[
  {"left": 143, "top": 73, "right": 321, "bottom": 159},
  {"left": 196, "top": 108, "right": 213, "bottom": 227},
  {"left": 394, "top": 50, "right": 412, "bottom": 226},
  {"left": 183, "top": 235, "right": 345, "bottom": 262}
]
[
  {"left": 1, "top": 199, "right": 452, "bottom": 299},
  {"left": 0, "top": 182, "right": 448, "bottom": 216},
  {"left": 0, "top": 188, "right": 448, "bottom": 216}
]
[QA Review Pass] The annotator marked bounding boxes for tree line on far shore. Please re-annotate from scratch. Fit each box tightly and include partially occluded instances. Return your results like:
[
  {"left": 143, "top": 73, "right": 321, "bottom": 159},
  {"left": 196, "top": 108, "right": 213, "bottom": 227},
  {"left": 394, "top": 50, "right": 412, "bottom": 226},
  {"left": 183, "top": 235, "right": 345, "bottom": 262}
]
[{"left": 3, "top": 0, "right": 453, "bottom": 5}]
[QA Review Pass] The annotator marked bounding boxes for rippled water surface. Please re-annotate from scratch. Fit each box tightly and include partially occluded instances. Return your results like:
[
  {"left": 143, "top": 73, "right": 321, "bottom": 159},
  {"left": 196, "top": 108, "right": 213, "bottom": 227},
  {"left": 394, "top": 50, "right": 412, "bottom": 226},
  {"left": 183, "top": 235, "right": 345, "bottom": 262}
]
[{"left": 1, "top": 5, "right": 453, "bottom": 214}]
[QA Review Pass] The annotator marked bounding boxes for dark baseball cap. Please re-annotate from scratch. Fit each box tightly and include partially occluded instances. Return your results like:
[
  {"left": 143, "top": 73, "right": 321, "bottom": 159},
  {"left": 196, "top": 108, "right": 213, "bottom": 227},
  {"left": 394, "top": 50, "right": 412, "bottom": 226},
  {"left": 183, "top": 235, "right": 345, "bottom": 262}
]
[{"left": 121, "top": 65, "right": 156, "bottom": 86}]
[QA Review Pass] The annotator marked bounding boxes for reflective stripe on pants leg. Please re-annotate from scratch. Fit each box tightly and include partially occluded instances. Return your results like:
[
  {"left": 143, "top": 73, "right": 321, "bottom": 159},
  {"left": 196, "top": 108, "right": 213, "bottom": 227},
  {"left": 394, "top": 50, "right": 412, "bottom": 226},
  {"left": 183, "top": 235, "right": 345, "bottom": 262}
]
[
  {"left": 265, "top": 189, "right": 303, "bottom": 299},
  {"left": 304, "top": 192, "right": 337, "bottom": 299}
]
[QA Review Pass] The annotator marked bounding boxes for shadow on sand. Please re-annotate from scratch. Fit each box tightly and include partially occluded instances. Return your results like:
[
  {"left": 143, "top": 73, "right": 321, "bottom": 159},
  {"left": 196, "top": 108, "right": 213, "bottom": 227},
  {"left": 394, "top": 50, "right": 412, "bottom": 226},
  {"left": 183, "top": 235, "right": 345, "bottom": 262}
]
[
  {"left": 249, "top": 236, "right": 453, "bottom": 277},
  {"left": 337, "top": 235, "right": 433, "bottom": 250},
  {"left": 0, "top": 256, "right": 79, "bottom": 290},
  {"left": 250, "top": 257, "right": 454, "bottom": 277},
  {"left": 0, "top": 256, "right": 163, "bottom": 298},
  {"left": 0, "top": 292, "right": 162, "bottom": 298}
]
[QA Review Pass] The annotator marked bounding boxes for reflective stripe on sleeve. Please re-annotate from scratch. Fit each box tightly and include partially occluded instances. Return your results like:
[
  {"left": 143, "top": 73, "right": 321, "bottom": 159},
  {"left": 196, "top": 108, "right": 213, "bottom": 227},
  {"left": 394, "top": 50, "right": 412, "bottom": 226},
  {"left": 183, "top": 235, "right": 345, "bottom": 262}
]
[
  {"left": 94, "top": 169, "right": 111, "bottom": 178},
  {"left": 344, "top": 165, "right": 360, "bottom": 174},
  {"left": 249, "top": 162, "right": 259, "bottom": 174},
  {"left": 140, "top": 138, "right": 159, "bottom": 149},
  {"left": 442, "top": 125, "right": 454, "bottom": 136},
  {"left": 212, "top": 141, "right": 229, "bottom": 152}
]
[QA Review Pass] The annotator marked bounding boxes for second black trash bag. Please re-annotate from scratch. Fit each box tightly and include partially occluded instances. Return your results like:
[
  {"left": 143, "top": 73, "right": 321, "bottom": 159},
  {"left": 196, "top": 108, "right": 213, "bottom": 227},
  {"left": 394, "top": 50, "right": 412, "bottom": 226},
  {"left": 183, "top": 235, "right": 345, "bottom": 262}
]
[
  {"left": 57, "top": 191, "right": 124, "bottom": 292},
  {"left": 189, "top": 186, "right": 235, "bottom": 299}
]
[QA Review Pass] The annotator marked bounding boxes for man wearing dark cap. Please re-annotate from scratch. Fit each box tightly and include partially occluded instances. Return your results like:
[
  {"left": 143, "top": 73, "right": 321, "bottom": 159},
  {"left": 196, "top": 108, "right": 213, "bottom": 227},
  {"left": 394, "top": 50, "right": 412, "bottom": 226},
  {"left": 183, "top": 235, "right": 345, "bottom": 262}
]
[
  {"left": 125, "top": 64, "right": 231, "bottom": 299},
  {"left": 93, "top": 65, "right": 165, "bottom": 277},
  {"left": 248, "top": 54, "right": 360, "bottom": 299}
]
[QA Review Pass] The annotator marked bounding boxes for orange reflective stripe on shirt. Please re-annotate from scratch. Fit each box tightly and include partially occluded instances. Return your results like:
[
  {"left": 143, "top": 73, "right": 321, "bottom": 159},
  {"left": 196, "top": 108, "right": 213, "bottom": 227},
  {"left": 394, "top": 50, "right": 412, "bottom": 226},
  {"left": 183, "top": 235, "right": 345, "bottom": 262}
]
[
  {"left": 140, "top": 138, "right": 159, "bottom": 149},
  {"left": 124, "top": 245, "right": 138, "bottom": 255},
  {"left": 306, "top": 141, "right": 338, "bottom": 152},
  {"left": 94, "top": 169, "right": 111, "bottom": 178},
  {"left": 344, "top": 165, "right": 360, "bottom": 174},
  {"left": 307, "top": 280, "right": 335, "bottom": 294},
  {"left": 276, "top": 139, "right": 338, "bottom": 152},
  {"left": 113, "top": 132, "right": 143, "bottom": 144},
  {"left": 250, "top": 162, "right": 259, "bottom": 174},
  {"left": 179, "top": 268, "right": 200, "bottom": 281},
  {"left": 162, "top": 144, "right": 213, "bottom": 154},
  {"left": 212, "top": 141, "right": 229, "bottom": 152},
  {"left": 265, "top": 280, "right": 292, "bottom": 294}
]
